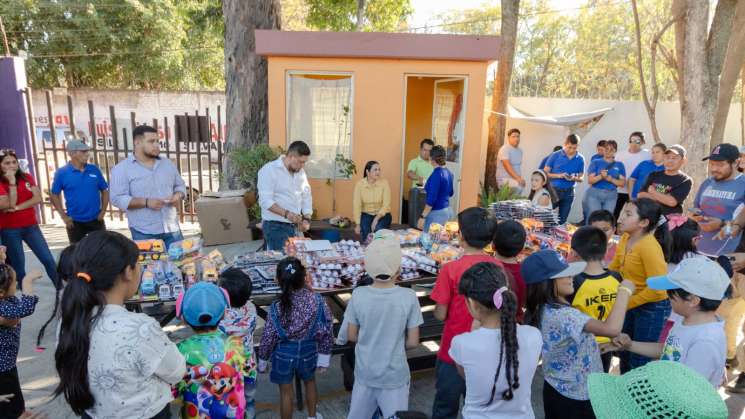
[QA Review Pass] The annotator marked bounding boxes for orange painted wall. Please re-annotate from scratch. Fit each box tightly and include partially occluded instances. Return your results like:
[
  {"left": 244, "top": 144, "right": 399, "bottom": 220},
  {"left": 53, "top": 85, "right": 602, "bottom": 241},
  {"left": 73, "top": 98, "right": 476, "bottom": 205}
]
[
  {"left": 402, "top": 76, "right": 435, "bottom": 195},
  {"left": 266, "top": 56, "right": 491, "bottom": 221}
]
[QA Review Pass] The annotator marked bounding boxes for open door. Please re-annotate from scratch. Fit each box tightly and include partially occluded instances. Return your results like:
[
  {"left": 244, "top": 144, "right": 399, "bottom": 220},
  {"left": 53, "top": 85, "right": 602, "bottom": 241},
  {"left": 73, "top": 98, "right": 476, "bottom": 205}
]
[{"left": 432, "top": 78, "right": 465, "bottom": 216}]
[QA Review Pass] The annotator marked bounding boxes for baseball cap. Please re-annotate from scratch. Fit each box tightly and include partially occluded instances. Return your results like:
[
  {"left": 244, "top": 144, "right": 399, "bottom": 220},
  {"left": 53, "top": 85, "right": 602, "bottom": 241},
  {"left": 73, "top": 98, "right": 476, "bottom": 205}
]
[
  {"left": 703, "top": 143, "right": 739, "bottom": 162},
  {"left": 588, "top": 361, "right": 727, "bottom": 419},
  {"left": 178, "top": 282, "right": 229, "bottom": 327},
  {"left": 739, "top": 145, "right": 745, "bottom": 154},
  {"left": 647, "top": 255, "right": 730, "bottom": 300},
  {"left": 520, "top": 249, "right": 586, "bottom": 285},
  {"left": 364, "top": 229, "right": 401, "bottom": 280},
  {"left": 664, "top": 144, "right": 686, "bottom": 158},
  {"left": 66, "top": 139, "right": 90, "bottom": 152}
]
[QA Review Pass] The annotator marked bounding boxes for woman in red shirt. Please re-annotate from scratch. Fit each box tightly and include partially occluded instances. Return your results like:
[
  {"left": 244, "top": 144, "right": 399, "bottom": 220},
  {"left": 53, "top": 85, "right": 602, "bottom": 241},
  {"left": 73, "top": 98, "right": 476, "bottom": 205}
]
[{"left": 0, "top": 150, "right": 59, "bottom": 289}]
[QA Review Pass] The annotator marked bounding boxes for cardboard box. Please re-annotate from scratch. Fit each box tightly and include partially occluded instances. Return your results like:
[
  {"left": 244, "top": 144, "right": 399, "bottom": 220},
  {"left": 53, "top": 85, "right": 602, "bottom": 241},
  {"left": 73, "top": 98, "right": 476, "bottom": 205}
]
[{"left": 196, "top": 192, "right": 253, "bottom": 246}]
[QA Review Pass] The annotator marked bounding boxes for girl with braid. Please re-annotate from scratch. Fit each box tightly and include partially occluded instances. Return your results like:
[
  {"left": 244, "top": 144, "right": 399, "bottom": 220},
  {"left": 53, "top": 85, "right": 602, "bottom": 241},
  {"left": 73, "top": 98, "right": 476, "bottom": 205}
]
[{"left": 449, "top": 262, "right": 542, "bottom": 418}]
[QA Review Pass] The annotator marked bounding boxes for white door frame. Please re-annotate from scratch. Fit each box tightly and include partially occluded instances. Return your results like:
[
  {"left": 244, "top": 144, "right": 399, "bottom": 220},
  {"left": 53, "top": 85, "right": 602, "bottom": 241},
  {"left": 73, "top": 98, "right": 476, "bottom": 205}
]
[{"left": 431, "top": 78, "right": 467, "bottom": 216}]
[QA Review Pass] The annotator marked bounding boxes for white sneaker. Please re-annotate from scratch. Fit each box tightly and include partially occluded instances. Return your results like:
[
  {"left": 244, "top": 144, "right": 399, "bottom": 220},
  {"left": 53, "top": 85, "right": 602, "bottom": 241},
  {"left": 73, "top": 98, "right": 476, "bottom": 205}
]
[{"left": 309, "top": 412, "right": 323, "bottom": 419}]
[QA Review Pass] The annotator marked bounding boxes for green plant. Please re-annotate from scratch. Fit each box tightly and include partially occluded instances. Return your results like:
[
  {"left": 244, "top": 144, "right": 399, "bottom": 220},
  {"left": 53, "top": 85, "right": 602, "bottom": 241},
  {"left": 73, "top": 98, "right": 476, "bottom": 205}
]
[
  {"left": 325, "top": 154, "right": 357, "bottom": 186},
  {"left": 479, "top": 182, "right": 524, "bottom": 207},
  {"left": 230, "top": 144, "right": 282, "bottom": 220}
]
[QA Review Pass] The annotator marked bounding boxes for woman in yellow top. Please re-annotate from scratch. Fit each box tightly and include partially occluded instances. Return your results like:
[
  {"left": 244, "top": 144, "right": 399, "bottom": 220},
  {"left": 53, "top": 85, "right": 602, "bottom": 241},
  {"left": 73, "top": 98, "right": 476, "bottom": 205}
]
[
  {"left": 610, "top": 197, "right": 671, "bottom": 373},
  {"left": 353, "top": 161, "right": 392, "bottom": 240}
]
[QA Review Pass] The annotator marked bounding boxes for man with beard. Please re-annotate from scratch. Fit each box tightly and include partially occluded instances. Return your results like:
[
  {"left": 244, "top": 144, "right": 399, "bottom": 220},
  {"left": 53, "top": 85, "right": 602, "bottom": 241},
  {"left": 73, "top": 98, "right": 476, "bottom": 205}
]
[
  {"left": 257, "top": 141, "right": 313, "bottom": 251},
  {"left": 638, "top": 144, "right": 692, "bottom": 216},
  {"left": 111, "top": 124, "right": 186, "bottom": 248}
]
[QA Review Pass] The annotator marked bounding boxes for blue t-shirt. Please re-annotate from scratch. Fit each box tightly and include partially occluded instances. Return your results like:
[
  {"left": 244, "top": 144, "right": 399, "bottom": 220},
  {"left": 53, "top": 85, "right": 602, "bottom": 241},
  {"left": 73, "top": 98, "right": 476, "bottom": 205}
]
[
  {"left": 51, "top": 163, "right": 109, "bottom": 222},
  {"left": 545, "top": 150, "right": 586, "bottom": 190},
  {"left": 587, "top": 159, "right": 626, "bottom": 191},
  {"left": 693, "top": 175, "right": 745, "bottom": 256},
  {"left": 424, "top": 166, "right": 454, "bottom": 211},
  {"left": 540, "top": 304, "right": 602, "bottom": 400},
  {"left": 629, "top": 160, "right": 664, "bottom": 199},
  {"left": 590, "top": 153, "right": 604, "bottom": 161},
  {"left": 539, "top": 154, "right": 552, "bottom": 171}
]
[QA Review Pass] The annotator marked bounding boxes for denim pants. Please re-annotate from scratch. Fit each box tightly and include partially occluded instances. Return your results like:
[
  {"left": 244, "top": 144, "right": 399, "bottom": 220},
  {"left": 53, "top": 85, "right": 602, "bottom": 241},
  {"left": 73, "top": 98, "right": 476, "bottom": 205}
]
[
  {"left": 431, "top": 359, "right": 465, "bottom": 419},
  {"left": 1, "top": 225, "right": 60, "bottom": 290},
  {"left": 359, "top": 213, "right": 392, "bottom": 241},
  {"left": 262, "top": 221, "right": 297, "bottom": 251},
  {"left": 269, "top": 293, "right": 324, "bottom": 385},
  {"left": 424, "top": 208, "right": 452, "bottom": 232},
  {"left": 584, "top": 187, "right": 618, "bottom": 224},
  {"left": 620, "top": 299, "right": 671, "bottom": 373},
  {"left": 129, "top": 228, "right": 183, "bottom": 250},
  {"left": 553, "top": 188, "right": 575, "bottom": 225}
]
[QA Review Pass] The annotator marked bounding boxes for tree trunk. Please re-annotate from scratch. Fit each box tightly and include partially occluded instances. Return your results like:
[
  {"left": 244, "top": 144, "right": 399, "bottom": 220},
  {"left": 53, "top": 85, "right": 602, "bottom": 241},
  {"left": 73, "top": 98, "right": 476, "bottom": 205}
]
[
  {"left": 710, "top": 0, "right": 745, "bottom": 146},
  {"left": 355, "top": 0, "right": 366, "bottom": 31},
  {"left": 741, "top": 65, "right": 745, "bottom": 145},
  {"left": 486, "top": 0, "right": 519, "bottom": 189},
  {"left": 222, "top": 0, "right": 281, "bottom": 190}
]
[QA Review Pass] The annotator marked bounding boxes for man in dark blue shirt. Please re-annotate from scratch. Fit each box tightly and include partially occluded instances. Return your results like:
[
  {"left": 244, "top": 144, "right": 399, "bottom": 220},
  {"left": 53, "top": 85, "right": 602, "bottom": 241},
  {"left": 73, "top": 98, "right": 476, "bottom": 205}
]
[
  {"left": 538, "top": 145, "right": 563, "bottom": 170},
  {"left": 50, "top": 139, "right": 109, "bottom": 243},
  {"left": 544, "top": 134, "right": 585, "bottom": 225}
]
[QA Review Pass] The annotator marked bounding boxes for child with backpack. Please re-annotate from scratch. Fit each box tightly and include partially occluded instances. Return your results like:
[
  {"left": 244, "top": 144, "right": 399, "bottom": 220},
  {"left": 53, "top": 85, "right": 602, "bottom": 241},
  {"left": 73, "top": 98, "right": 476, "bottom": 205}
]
[
  {"left": 345, "top": 230, "right": 423, "bottom": 418},
  {"left": 258, "top": 257, "right": 333, "bottom": 419},
  {"left": 523, "top": 249, "right": 635, "bottom": 419},
  {"left": 450, "top": 262, "right": 541, "bottom": 418}
]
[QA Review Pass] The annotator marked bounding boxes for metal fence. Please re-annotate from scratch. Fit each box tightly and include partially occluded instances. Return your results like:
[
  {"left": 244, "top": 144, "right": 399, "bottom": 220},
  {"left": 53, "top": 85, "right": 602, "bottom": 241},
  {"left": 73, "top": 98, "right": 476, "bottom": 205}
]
[{"left": 20, "top": 88, "right": 225, "bottom": 224}]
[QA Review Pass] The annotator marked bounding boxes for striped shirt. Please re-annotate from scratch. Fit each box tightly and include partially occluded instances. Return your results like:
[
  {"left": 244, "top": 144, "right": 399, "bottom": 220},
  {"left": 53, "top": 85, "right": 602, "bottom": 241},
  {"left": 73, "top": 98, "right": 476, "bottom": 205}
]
[{"left": 110, "top": 155, "right": 186, "bottom": 234}]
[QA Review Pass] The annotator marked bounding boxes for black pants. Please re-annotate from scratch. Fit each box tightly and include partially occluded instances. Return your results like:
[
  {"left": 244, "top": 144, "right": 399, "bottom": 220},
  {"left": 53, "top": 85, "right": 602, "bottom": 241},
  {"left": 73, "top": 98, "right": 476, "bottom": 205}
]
[
  {"left": 542, "top": 380, "right": 595, "bottom": 419},
  {"left": 0, "top": 367, "right": 24, "bottom": 419},
  {"left": 82, "top": 404, "right": 171, "bottom": 419},
  {"left": 66, "top": 219, "right": 106, "bottom": 244},
  {"left": 613, "top": 193, "right": 629, "bottom": 221}
]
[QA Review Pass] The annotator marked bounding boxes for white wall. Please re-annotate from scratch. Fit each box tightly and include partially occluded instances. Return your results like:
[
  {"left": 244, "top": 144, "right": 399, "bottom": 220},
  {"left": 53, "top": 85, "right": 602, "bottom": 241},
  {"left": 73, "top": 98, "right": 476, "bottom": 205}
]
[{"left": 506, "top": 97, "right": 744, "bottom": 223}]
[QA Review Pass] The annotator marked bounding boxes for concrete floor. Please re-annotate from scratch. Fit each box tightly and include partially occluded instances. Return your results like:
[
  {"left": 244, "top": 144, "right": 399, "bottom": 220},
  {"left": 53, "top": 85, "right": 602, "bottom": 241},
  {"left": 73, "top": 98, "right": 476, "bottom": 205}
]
[{"left": 15, "top": 224, "right": 745, "bottom": 418}]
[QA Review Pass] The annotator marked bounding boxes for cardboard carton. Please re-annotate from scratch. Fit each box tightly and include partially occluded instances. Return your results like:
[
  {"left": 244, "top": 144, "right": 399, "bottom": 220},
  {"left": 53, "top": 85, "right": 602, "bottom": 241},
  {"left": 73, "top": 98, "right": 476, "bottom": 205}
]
[{"left": 196, "top": 190, "right": 253, "bottom": 246}]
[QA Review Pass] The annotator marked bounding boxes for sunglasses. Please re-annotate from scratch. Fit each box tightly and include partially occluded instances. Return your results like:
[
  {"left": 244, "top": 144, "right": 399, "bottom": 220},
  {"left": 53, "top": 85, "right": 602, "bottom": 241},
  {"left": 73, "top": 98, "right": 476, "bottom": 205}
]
[
  {"left": 629, "top": 139, "right": 643, "bottom": 145},
  {"left": 0, "top": 149, "right": 17, "bottom": 157}
]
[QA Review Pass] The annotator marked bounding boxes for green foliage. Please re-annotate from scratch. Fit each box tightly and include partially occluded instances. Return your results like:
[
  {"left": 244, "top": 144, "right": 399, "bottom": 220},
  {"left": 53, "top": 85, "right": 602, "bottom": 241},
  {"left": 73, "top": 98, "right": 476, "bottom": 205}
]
[
  {"left": 229, "top": 144, "right": 282, "bottom": 220},
  {"left": 306, "top": 0, "right": 412, "bottom": 31},
  {"left": 1, "top": 0, "right": 224, "bottom": 90},
  {"left": 325, "top": 154, "right": 357, "bottom": 186},
  {"left": 479, "top": 182, "right": 523, "bottom": 207}
]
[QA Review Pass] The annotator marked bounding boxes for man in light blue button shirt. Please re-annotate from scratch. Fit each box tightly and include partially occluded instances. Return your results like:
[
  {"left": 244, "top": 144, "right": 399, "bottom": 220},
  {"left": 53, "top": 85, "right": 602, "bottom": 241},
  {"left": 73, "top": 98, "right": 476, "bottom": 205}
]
[{"left": 110, "top": 125, "right": 186, "bottom": 248}]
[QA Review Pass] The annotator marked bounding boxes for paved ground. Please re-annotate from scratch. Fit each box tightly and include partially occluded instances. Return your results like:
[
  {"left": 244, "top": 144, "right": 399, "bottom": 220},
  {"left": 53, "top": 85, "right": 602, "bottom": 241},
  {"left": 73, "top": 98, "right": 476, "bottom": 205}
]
[{"left": 14, "top": 224, "right": 745, "bottom": 418}]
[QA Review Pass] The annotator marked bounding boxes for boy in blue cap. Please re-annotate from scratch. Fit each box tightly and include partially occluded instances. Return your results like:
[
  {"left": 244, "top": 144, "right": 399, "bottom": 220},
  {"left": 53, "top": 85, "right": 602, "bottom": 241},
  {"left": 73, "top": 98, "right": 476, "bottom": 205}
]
[{"left": 175, "top": 282, "right": 251, "bottom": 419}]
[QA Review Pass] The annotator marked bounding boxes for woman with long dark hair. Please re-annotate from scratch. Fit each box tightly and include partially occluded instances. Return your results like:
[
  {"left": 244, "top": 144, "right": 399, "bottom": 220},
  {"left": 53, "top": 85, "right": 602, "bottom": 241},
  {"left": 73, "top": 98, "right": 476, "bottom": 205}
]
[
  {"left": 353, "top": 161, "right": 392, "bottom": 241},
  {"left": 0, "top": 149, "right": 59, "bottom": 290},
  {"left": 417, "top": 145, "right": 454, "bottom": 232},
  {"left": 54, "top": 231, "right": 185, "bottom": 418}
]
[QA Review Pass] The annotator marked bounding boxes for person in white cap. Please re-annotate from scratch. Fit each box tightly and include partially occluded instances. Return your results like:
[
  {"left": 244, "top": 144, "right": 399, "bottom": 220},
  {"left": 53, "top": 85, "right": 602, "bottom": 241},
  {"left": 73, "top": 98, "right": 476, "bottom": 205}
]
[
  {"left": 344, "top": 230, "right": 423, "bottom": 419},
  {"left": 610, "top": 256, "right": 730, "bottom": 386}
]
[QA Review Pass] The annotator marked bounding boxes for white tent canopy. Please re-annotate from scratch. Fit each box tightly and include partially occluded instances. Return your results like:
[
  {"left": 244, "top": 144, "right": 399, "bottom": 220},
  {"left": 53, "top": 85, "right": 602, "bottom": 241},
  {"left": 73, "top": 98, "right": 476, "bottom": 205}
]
[{"left": 505, "top": 104, "right": 613, "bottom": 127}]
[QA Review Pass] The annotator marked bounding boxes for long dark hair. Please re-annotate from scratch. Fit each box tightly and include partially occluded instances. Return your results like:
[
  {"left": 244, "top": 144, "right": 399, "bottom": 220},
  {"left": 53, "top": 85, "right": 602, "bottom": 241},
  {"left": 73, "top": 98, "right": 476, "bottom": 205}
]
[
  {"left": 668, "top": 218, "right": 700, "bottom": 265},
  {"left": 0, "top": 264, "right": 16, "bottom": 294},
  {"left": 629, "top": 198, "right": 671, "bottom": 256},
  {"left": 54, "top": 231, "right": 139, "bottom": 415},
  {"left": 363, "top": 161, "right": 379, "bottom": 178},
  {"left": 275, "top": 257, "right": 306, "bottom": 321},
  {"left": 0, "top": 151, "right": 29, "bottom": 184},
  {"left": 525, "top": 280, "right": 566, "bottom": 330},
  {"left": 36, "top": 244, "right": 77, "bottom": 349},
  {"left": 527, "top": 170, "right": 558, "bottom": 205},
  {"left": 430, "top": 145, "right": 447, "bottom": 166},
  {"left": 459, "top": 262, "right": 519, "bottom": 403}
]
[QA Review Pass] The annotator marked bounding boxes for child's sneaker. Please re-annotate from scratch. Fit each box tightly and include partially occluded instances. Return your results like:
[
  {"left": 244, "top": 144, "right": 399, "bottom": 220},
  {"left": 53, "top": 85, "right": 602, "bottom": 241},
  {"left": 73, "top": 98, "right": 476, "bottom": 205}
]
[{"left": 308, "top": 413, "right": 323, "bottom": 419}]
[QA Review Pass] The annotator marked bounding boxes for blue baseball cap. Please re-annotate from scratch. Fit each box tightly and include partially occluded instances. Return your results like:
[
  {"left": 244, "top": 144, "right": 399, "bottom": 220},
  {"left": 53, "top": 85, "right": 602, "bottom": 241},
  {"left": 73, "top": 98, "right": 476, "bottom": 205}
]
[
  {"left": 520, "top": 249, "right": 587, "bottom": 285},
  {"left": 178, "top": 282, "right": 229, "bottom": 327}
]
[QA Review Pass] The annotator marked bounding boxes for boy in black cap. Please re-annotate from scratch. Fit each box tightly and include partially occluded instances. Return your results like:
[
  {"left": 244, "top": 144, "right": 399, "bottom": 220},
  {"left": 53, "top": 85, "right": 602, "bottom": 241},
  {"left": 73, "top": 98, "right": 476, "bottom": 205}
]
[{"left": 638, "top": 144, "right": 692, "bottom": 215}]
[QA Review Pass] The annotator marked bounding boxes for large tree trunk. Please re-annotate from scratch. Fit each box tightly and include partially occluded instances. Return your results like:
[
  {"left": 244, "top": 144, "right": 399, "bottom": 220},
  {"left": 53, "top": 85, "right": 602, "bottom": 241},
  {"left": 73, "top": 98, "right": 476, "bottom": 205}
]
[
  {"left": 355, "top": 0, "right": 366, "bottom": 31},
  {"left": 485, "top": 0, "right": 519, "bottom": 189},
  {"left": 711, "top": 0, "right": 745, "bottom": 146},
  {"left": 741, "top": 65, "right": 745, "bottom": 144},
  {"left": 222, "top": 0, "right": 281, "bottom": 190}
]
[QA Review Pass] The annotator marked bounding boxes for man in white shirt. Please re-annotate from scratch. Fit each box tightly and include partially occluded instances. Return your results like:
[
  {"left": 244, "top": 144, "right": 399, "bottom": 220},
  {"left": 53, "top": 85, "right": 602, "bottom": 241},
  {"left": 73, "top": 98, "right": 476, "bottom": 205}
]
[
  {"left": 495, "top": 128, "right": 525, "bottom": 192},
  {"left": 613, "top": 131, "right": 650, "bottom": 219},
  {"left": 257, "top": 141, "right": 313, "bottom": 250}
]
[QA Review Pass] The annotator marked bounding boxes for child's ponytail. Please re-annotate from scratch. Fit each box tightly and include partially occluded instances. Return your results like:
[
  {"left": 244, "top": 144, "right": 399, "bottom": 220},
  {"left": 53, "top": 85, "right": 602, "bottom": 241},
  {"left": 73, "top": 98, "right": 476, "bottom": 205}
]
[
  {"left": 36, "top": 244, "right": 76, "bottom": 349},
  {"left": 459, "top": 262, "right": 520, "bottom": 403},
  {"left": 53, "top": 231, "right": 139, "bottom": 415},
  {"left": 275, "top": 257, "right": 307, "bottom": 320}
]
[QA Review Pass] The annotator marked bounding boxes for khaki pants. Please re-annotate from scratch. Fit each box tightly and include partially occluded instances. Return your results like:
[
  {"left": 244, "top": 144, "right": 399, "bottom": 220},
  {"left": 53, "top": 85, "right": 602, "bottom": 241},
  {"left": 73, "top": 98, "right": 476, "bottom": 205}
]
[{"left": 720, "top": 273, "right": 745, "bottom": 361}]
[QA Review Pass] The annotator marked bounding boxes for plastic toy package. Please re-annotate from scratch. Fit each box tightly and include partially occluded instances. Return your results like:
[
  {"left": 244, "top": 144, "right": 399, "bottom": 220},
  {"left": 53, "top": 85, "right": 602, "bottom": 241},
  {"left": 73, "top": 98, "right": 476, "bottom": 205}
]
[
  {"left": 167, "top": 238, "right": 202, "bottom": 261},
  {"left": 137, "top": 260, "right": 184, "bottom": 301},
  {"left": 137, "top": 239, "right": 167, "bottom": 262}
]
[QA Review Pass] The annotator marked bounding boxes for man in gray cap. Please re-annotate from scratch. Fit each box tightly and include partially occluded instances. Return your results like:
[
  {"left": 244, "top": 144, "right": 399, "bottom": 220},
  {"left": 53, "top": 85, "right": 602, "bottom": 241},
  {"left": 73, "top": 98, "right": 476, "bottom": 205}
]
[{"left": 50, "top": 139, "right": 109, "bottom": 243}]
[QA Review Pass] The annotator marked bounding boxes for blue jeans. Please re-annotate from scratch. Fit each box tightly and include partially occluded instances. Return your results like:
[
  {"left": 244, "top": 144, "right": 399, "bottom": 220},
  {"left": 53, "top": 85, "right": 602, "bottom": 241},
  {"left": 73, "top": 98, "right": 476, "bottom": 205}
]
[
  {"left": 553, "top": 188, "right": 574, "bottom": 225},
  {"left": 620, "top": 299, "right": 671, "bottom": 373},
  {"left": 359, "top": 213, "right": 392, "bottom": 241},
  {"left": 262, "top": 221, "right": 296, "bottom": 251},
  {"left": 424, "top": 208, "right": 452, "bottom": 232},
  {"left": 129, "top": 228, "right": 183, "bottom": 250},
  {"left": 1, "top": 225, "right": 60, "bottom": 290},
  {"left": 268, "top": 294, "right": 324, "bottom": 385},
  {"left": 432, "top": 360, "right": 465, "bottom": 419},
  {"left": 584, "top": 187, "right": 618, "bottom": 224}
]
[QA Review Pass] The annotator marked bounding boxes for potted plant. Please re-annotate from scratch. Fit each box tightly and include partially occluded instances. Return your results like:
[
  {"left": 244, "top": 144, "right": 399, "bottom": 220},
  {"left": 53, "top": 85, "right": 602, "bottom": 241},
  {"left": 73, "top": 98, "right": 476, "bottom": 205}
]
[{"left": 229, "top": 144, "right": 282, "bottom": 220}]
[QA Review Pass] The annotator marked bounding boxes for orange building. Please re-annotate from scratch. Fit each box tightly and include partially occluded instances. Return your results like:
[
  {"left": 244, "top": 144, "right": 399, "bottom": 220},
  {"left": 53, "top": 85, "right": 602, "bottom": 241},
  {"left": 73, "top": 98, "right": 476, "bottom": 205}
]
[{"left": 256, "top": 30, "right": 500, "bottom": 222}]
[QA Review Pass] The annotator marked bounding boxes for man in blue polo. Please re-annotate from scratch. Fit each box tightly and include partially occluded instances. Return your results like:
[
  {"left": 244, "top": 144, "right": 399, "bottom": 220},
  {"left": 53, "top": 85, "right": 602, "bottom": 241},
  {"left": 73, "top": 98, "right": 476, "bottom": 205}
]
[
  {"left": 544, "top": 134, "right": 585, "bottom": 225},
  {"left": 50, "top": 139, "right": 109, "bottom": 243}
]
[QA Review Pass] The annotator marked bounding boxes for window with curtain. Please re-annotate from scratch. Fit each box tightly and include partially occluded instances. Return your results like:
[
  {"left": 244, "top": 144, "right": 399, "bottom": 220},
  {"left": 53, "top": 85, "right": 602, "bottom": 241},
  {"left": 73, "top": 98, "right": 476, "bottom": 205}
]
[{"left": 286, "top": 73, "right": 353, "bottom": 179}]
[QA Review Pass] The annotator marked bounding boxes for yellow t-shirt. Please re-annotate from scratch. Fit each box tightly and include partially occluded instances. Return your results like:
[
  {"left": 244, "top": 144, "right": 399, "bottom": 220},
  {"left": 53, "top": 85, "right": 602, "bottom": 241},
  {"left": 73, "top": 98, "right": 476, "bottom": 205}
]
[
  {"left": 352, "top": 178, "right": 391, "bottom": 225},
  {"left": 608, "top": 233, "right": 668, "bottom": 309},
  {"left": 570, "top": 270, "right": 623, "bottom": 343}
]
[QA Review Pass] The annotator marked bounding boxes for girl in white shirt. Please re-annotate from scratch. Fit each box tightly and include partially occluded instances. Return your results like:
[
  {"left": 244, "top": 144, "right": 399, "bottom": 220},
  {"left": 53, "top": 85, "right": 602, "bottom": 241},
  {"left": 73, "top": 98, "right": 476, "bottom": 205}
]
[
  {"left": 528, "top": 170, "right": 557, "bottom": 210},
  {"left": 449, "top": 262, "right": 543, "bottom": 419},
  {"left": 54, "top": 231, "right": 185, "bottom": 419}
]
